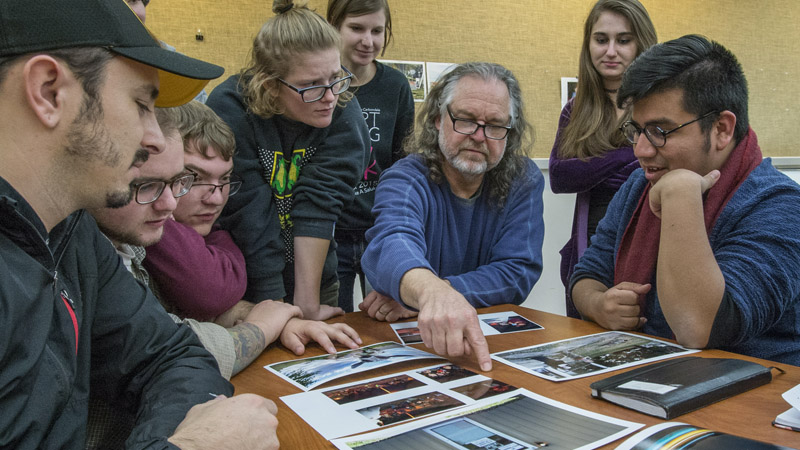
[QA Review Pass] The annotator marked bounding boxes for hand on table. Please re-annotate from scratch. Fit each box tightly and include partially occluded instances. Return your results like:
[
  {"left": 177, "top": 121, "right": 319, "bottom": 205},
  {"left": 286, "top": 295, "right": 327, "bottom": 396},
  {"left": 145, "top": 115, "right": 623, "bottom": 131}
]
[
  {"left": 361, "top": 291, "right": 418, "bottom": 322},
  {"left": 243, "top": 300, "right": 303, "bottom": 345},
  {"left": 168, "top": 394, "right": 279, "bottom": 450},
  {"left": 591, "top": 282, "right": 650, "bottom": 331},
  {"left": 302, "top": 304, "right": 345, "bottom": 321},
  {"left": 280, "top": 318, "right": 362, "bottom": 355},
  {"left": 416, "top": 284, "right": 492, "bottom": 372}
]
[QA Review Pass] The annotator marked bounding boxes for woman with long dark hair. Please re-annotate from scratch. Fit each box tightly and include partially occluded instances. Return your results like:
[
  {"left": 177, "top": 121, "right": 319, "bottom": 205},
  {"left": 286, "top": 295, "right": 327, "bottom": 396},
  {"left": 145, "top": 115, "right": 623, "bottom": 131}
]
[{"left": 549, "top": 0, "right": 656, "bottom": 317}]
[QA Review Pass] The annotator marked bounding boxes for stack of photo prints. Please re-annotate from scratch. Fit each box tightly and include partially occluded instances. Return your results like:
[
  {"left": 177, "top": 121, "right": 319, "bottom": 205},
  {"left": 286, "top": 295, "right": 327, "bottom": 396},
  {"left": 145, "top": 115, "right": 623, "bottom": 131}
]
[{"left": 264, "top": 310, "right": 778, "bottom": 450}]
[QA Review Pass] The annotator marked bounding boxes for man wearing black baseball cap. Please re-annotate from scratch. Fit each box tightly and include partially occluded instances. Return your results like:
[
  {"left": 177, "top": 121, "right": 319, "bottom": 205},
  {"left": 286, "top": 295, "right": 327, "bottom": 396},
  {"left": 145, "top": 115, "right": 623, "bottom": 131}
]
[{"left": 0, "top": 1, "right": 278, "bottom": 448}]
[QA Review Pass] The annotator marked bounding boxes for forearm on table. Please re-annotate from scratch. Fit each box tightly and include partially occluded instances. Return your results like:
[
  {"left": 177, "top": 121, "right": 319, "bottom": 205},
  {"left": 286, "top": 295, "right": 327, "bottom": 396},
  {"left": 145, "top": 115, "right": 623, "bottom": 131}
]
[
  {"left": 399, "top": 268, "right": 451, "bottom": 310},
  {"left": 292, "top": 236, "right": 330, "bottom": 316},
  {"left": 571, "top": 277, "right": 610, "bottom": 322},
  {"left": 229, "top": 322, "right": 268, "bottom": 377}
]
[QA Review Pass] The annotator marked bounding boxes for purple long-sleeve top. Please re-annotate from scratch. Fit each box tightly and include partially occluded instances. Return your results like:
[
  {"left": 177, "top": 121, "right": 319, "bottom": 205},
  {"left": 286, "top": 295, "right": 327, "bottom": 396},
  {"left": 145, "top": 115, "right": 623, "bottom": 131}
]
[
  {"left": 549, "top": 99, "right": 638, "bottom": 194},
  {"left": 548, "top": 99, "right": 638, "bottom": 317},
  {"left": 144, "top": 219, "right": 247, "bottom": 320}
]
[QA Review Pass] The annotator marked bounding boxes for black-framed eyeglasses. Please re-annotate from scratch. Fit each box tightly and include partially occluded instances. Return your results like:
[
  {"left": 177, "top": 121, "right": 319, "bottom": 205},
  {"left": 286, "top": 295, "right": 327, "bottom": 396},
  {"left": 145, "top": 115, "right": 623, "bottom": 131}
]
[
  {"left": 446, "top": 106, "right": 512, "bottom": 140},
  {"left": 191, "top": 175, "right": 242, "bottom": 200},
  {"left": 620, "top": 110, "right": 718, "bottom": 148},
  {"left": 132, "top": 172, "right": 196, "bottom": 205},
  {"left": 278, "top": 66, "right": 353, "bottom": 103}
]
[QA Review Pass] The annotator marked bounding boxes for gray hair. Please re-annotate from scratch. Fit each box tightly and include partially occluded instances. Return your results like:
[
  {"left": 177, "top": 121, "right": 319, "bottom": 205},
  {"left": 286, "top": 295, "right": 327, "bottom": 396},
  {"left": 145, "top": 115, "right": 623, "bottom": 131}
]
[{"left": 407, "top": 61, "right": 532, "bottom": 207}]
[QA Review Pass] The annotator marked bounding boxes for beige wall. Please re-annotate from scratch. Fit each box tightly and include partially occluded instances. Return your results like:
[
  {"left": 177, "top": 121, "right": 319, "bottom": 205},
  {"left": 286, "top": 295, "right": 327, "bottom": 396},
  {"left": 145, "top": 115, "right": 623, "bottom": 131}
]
[{"left": 147, "top": 0, "right": 800, "bottom": 158}]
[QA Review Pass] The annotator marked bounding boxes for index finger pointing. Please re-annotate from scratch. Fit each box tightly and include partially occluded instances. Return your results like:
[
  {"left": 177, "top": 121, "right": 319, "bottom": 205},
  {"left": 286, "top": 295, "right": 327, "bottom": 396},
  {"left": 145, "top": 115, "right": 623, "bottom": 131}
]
[{"left": 465, "top": 324, "right": 491, "bottom": 371}]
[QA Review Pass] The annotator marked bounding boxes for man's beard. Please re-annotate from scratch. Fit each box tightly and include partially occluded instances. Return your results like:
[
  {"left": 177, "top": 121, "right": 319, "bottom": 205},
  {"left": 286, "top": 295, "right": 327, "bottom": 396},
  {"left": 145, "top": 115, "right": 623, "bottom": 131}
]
[
  {"left": 104, "top": 148, "right": 150, "bottom": 208},
  {"left": 438, "top": 128, "right": 503, "bottom": 176},
  {"left": 97, "top": 221, "right": 163, "bottom": 248},
  {"left": 64, "top": 95, "right": 145, "bottom": 209}
]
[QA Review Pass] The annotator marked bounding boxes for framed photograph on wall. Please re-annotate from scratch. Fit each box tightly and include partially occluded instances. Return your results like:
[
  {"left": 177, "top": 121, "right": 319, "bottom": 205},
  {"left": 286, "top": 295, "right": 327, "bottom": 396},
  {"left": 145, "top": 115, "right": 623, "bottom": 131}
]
[
  {"left": 426, "top": 62, "right": 457, "bottom": 94},
  {"left": 379, "top": 59, "right": 427, "bottom": 102},
  {"left": 561, "top": 77, "right": 578, "bottom": 108}
]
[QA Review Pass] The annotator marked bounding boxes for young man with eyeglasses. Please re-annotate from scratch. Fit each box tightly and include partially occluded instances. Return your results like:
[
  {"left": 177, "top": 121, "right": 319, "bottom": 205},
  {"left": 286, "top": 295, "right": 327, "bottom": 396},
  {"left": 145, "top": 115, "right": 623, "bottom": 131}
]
[
  {"left": 91, "top": 105, "right": 360, "bottom": 383},
  {"left": 143, "top": 102, "right": 249, "bottom": 322},
  {"left": 571, "top": 35, "right": 800, "bottom": 366},
  {"left": 360, "top": 62, "right": 545, "bottom": 372}
]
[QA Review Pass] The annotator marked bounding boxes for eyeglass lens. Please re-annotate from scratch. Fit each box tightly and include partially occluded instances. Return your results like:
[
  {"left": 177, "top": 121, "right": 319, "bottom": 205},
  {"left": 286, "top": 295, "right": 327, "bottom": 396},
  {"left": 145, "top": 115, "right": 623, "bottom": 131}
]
[
  {"left": 452, "top": 120, "right": 510, "bottom": 140},
  {"left": 621, "top": 123, "right": 666, "bottom": 147},
  {"left": 197, "top": 180, "right": 242, "bottom": 200},
  {"left": 301, "top": 77, "right": 351, "bottom": 103},
  {"left": 135, "top": 174, "right": 195, "bottom": 204}
]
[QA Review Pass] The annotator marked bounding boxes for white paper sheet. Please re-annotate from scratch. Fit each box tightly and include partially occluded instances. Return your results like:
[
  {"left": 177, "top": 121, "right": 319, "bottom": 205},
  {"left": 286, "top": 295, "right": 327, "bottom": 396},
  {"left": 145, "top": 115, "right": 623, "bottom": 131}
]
[
  {"left": 265, "top": 341, "right": 444, "bottom": 391},
  {"left": 491, "top": 331, "right": 698, "bottom": 382},
  {"left": 330, "top": 388, "right": 643, "bottom": 450},
  {"left": 281, "top": 362, "right": 517, "bottom": 439}
]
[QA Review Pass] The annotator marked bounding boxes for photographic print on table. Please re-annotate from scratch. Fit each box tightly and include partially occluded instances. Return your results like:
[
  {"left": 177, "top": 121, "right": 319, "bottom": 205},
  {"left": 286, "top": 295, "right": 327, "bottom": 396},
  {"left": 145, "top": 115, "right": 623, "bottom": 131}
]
[
  {"left": 331, "top": 389, "right": 644, "bottom": 450},
  {"left": 396, "top": 326, "right": 423, "bottom": 344},
  {"left": 357, "top": 391, "right": 466, "bottom": 427},
  {"left": 418, "top": 364, "right": 478, "bottom": 384},
  {"left": 451, "top": 379, "right": 517, "bottom": 401},
  {"left": 281, "top": 364, "right": 493, "bottom": 440},
  {"left": 390, "top": 311, "right": 543, "bottom": 345},
  {"left": 323, "top": 374, "right": 426, "bottom": 405},
  {"left": 482, "top": 315, "right": 543, "bottom": 333},
  {"left": 378, "top": 59, "right": 426, "bottom": 102},
  {"left": 615, "top": 422, "right": 796, "bottom": 450},
  {"left": 492, "top": 331, "right": 697, "bottom": 382},
  {"left": 425, "top": 417, "right": 538, "bottom": 450},
  {"left": 266, "top": 341, "right": 444, "bottom": 391}
]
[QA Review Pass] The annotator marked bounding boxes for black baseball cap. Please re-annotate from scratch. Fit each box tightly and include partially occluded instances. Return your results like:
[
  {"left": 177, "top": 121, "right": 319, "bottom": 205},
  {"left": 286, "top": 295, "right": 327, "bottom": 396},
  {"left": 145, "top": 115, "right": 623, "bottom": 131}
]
[{"left": 0, "top": 0, "right": 224, "bottom": 107}]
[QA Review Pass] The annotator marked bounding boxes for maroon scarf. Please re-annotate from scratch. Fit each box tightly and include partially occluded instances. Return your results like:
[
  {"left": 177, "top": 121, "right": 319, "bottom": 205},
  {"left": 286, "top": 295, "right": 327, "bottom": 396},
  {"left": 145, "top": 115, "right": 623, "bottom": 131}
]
[{"left": 614, "top": 128, "right": 762, "bottom": 314}]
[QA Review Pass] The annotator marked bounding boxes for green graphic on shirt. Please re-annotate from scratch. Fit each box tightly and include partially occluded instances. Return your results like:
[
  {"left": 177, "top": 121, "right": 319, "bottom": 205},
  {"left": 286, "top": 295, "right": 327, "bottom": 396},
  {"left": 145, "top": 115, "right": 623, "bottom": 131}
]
[
  {"left": 258, "top": 145, "right": 315, "bottom": 264},
  {"left": 287, "top": 153, "right": 301, "bottom": 191},
  {"left": 270, "top": 148, "right": 306, "bottom": 199}
]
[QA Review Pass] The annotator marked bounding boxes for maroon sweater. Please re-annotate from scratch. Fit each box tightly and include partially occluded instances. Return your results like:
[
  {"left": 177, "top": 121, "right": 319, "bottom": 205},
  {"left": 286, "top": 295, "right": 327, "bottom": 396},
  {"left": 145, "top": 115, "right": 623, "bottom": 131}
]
[{"left": 144, "top": 219, "right": 246, "bottom": 320}]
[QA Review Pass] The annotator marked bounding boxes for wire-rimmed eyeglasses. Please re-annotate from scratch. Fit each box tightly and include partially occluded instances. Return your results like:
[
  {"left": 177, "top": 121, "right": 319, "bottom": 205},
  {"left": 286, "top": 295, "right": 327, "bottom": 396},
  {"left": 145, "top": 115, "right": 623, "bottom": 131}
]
[
  {"left": 620, "top": 110, "right": 718, "bottom": 148},
  {"left": 278, "top": 66, "right": 353, "bottom": 103},
  {"left": 132, "top": 172, "right": 196, "bottom": 205},
  {"left": 191, "top": 175, "right": 243, "bottom": 200},
  {"left": 446, "top": 106, "right": 512, "bottom": 140}
]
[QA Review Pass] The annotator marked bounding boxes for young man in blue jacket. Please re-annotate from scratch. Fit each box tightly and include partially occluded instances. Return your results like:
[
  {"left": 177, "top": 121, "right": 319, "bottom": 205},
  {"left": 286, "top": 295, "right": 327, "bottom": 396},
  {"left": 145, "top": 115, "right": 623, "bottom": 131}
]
[
  {"left": 571, "top": 35, "right": 800, "bottom": 366},
  {"left": 0, "top": 1, "right": 278, "bottom": 448}
]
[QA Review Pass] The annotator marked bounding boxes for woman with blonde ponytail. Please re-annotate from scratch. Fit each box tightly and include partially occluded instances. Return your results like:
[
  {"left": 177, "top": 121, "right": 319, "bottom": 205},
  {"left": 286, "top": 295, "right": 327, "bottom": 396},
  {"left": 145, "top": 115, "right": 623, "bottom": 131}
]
[
  {"left": 207, "top": 0, "right": 370, "bottom": 321},
  {"left": 549, "top": 0, "right": 656, "bottom": 318}
]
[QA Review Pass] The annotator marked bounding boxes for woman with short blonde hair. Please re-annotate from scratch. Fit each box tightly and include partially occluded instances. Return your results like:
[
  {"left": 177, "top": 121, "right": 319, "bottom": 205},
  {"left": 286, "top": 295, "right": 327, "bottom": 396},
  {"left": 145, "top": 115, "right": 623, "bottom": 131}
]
[{"left": 207, "top": 0, "right": 370, "bottom": 321}]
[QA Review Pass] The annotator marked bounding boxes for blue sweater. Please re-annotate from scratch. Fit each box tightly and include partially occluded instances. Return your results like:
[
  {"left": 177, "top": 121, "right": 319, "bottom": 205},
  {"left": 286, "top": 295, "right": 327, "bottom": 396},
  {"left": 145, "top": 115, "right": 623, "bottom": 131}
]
[
  {"left": 363, "top": 155, "right": 545, "bottom": 307},
  {"left": 573, "top": 159, "right": 800, "bottom": 365}
]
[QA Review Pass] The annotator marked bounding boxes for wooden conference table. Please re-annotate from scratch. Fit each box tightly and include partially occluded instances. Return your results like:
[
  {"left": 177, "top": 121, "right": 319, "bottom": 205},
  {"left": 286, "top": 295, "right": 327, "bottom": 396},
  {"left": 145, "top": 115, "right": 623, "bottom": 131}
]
[{"left": 231, "top": 305, "right": 800, "bottom": 449}]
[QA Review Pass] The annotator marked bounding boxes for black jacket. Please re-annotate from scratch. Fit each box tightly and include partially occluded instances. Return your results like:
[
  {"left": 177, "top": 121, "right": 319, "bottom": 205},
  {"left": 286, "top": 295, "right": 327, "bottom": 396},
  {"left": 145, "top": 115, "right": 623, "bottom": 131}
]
[{"left": 0, "top": 177, "right": 232, "bottom": 449}]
